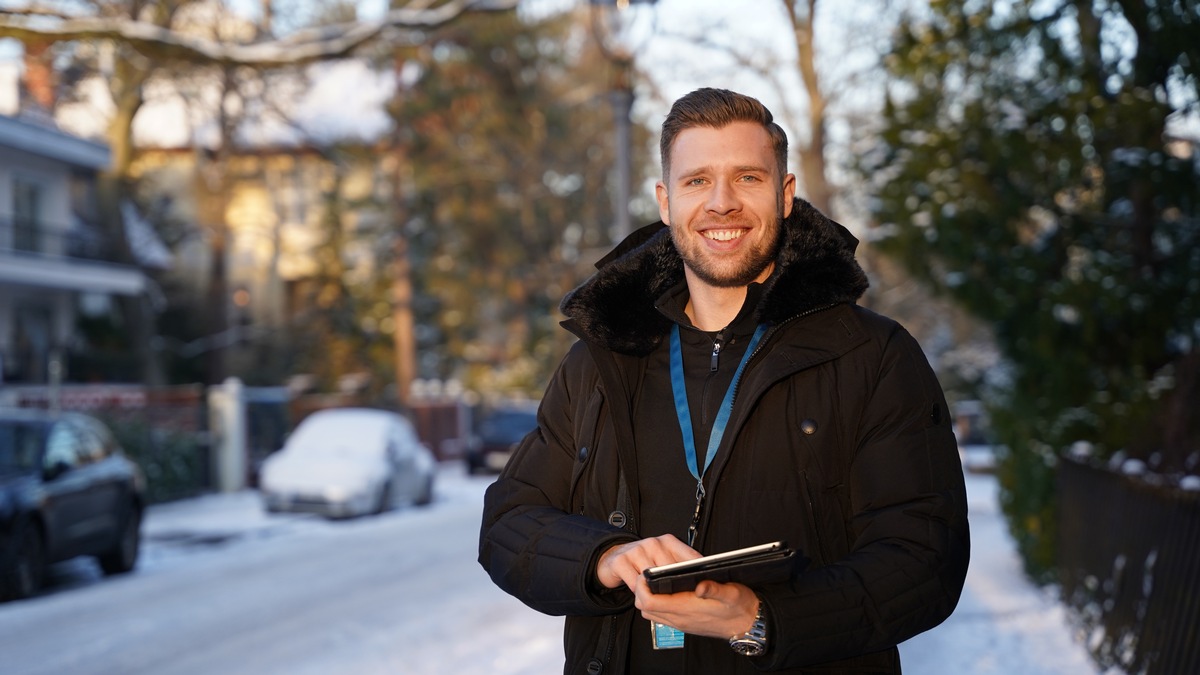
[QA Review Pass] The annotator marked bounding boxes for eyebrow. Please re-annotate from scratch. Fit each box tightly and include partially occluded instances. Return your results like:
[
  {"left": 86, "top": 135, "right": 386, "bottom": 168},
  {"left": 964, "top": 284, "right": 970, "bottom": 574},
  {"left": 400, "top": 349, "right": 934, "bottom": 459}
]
[{"left": 675, "top": 164, "right": 771, "bottom": 181}]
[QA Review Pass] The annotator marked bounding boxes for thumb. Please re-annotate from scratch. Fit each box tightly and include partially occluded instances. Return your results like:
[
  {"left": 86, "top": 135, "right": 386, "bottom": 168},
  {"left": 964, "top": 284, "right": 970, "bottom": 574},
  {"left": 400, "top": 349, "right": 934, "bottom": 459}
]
[{"left": 693, "top": 581, "right": 718, "bottom": 599}]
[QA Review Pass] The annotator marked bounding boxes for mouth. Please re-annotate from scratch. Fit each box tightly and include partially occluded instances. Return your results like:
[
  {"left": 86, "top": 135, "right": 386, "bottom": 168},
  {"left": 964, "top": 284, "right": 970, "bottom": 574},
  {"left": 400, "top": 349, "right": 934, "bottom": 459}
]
[{"left": 702, "top": 228, "right": 747, "bottom": 242}]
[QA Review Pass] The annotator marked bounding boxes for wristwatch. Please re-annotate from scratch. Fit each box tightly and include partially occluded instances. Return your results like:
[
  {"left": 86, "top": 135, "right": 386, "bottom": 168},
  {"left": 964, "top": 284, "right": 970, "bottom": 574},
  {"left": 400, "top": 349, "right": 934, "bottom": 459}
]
[{"left": 728, "top": 596, "right": 768, "bottom": 657}]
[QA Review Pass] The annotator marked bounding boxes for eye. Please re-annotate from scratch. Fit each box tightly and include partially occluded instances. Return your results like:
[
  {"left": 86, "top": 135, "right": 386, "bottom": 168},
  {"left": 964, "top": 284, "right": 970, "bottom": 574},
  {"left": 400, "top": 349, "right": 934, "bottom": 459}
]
[
  {"left": 686, "top": 177, "right": 706, "bottom": 186},
  {"left": 738, "top": 174, "right": 761, "bottom": 183}
]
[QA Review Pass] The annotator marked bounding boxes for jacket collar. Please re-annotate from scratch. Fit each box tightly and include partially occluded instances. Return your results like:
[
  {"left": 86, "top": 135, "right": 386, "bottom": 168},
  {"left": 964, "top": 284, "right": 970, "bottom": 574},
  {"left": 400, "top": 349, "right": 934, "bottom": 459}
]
[{"left": 560, "top": 198, "right": 870, "bottom": 356}]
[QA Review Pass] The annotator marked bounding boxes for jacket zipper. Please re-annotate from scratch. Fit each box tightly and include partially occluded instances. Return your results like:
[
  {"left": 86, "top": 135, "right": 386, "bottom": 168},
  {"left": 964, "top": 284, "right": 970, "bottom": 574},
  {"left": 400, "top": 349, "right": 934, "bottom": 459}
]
[
  {"left": 691, "top": 302, "right": 840, "bottom": 548},
  {"left": 602, "top": 614, "right": 618, "bottom": 671},
  {"left": 802, "top": 470, "right": 832, "bottom": 565}
]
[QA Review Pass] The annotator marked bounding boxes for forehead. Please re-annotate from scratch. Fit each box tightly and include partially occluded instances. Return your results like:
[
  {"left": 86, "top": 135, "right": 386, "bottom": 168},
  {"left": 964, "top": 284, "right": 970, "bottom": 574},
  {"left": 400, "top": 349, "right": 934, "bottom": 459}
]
[{"left": 668, "top": 121, "right": 776, "bottom": 175}]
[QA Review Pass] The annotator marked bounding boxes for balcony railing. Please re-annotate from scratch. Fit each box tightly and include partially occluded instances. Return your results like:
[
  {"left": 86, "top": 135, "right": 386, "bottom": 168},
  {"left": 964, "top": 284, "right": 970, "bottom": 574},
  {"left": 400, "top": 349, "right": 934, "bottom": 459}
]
[{"left": 0, "top": 216, "right": 122, "bottom": 264}]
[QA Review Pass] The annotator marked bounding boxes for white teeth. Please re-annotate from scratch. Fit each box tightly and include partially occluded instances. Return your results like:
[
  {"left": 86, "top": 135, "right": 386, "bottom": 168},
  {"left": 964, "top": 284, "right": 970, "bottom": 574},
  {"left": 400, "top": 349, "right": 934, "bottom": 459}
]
[{"left": 704, "top": 229, "right": 743, "bottom": 241}]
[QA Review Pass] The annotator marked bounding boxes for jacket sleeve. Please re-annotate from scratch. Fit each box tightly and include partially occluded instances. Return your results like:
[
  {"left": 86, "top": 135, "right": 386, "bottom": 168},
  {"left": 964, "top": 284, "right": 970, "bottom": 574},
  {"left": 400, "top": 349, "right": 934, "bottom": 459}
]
[
  {"left": 761, "top": 321, "right": 971, "bottom": 669},
  {"left": 478, "top": 343, "right": 637, "bottom": 617}
]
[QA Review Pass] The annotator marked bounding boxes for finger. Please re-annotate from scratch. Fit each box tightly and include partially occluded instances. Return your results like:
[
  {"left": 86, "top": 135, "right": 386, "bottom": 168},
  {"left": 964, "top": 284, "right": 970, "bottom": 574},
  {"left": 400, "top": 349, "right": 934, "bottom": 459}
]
[
  {"left": 693, "top": 580, "right": 718, "bottom": 600},
  {"left": 697, "top": 581, "right": 752, "bottom": 607},
  {"left": 653, "top": 534, "right": 703, "bottom": 561},
  {"left": 599, "top": 536, "right": 705, "bottom": 590}
]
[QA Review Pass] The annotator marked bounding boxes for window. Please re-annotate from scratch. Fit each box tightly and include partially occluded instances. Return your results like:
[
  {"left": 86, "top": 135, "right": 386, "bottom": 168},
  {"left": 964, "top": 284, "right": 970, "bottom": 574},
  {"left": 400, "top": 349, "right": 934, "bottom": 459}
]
[
  {"left": 71, "top": 415, "right": 115, "bottom": 461},
  {"left": 0, "top": 421, "right": 46, "bottom": 471},
  {"left": 44, "top": 421, "right": 87, "bottom": 471},
  {"left": 12, "top": 177, "right": 44, "bottom": 252}
]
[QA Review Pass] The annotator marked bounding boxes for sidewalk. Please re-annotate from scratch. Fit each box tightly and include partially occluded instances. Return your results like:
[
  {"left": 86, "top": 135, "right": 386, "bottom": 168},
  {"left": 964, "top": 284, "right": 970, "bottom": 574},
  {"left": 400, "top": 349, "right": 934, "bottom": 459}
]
[
  {"left": 139, "top": 467, "right": 1103, "bottom": 674},
  {"left": 899, "top": 472, "right": 1101, "bottom": 674}
]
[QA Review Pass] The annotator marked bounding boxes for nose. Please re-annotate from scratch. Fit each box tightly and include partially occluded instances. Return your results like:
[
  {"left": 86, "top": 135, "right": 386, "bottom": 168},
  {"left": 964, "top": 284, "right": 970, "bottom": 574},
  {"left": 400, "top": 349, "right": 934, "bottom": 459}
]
[{"left": 705, "top": 178, "right": 741, "bottom": 215}]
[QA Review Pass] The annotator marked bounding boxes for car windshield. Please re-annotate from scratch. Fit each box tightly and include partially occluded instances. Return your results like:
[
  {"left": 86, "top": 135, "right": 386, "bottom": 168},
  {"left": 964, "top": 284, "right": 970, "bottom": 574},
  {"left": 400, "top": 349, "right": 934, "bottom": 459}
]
[
  {"left": 0, "top": 421, "right": 46, "bottom": 472},
  {"left": 286, "top": 415, "right": 387, "bottom": 459},
  {"left": 479, "top": 410, "right": 538, "bottom": 444}
]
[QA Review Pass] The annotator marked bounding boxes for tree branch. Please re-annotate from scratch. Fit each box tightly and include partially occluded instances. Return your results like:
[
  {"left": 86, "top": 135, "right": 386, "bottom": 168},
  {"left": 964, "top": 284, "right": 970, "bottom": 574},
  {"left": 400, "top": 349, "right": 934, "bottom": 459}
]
[{"left": 0, "top": 0, "right": 518, "bottom": 66}]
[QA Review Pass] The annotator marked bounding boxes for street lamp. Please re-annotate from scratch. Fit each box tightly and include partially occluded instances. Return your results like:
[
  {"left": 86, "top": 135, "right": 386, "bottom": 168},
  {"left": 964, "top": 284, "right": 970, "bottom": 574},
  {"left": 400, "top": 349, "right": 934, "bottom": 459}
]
[{"left": 587, "top": 0, "right": 657, "bottom": 245}]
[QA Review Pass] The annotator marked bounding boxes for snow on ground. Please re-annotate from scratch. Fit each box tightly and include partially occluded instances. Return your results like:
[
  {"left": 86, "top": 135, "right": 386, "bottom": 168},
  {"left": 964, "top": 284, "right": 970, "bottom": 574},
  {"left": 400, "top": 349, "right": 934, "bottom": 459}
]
[
  {"left": 900, "top": 473, "right": 1103, "bottom": 674},
  {"left": 138, "top": 466, "right": 1104, "bottom": 674}
]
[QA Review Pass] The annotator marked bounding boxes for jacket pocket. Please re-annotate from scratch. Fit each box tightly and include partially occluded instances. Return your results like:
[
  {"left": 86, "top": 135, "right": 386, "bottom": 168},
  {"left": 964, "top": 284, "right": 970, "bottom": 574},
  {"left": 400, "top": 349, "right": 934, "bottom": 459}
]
[{"left": 800, "top": 471, "right": 844, "bottom": 567}]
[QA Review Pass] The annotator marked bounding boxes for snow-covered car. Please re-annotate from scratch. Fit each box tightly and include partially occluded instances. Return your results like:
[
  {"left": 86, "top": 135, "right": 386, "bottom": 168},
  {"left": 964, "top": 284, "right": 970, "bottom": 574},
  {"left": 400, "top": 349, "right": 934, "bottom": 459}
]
[
  {"left": 0, "top": 408, "right": 145, "bottom": 601},
  {"left": 259, "top": 408, "right": 435, "bottom": 518}
]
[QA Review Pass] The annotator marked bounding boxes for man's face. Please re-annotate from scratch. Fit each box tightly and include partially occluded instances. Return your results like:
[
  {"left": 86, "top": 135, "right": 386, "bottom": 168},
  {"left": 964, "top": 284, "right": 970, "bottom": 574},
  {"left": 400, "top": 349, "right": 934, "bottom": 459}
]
[{"left": 656, "top": 121, "right": 796, "bottom": 289}]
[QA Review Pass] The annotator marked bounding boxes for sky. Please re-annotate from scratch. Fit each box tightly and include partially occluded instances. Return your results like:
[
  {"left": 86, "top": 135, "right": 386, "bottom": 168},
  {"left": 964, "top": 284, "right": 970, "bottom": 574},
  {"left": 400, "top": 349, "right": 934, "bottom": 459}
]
[{"left": 0, "top": 0, "right": 875, "bottom": 148}]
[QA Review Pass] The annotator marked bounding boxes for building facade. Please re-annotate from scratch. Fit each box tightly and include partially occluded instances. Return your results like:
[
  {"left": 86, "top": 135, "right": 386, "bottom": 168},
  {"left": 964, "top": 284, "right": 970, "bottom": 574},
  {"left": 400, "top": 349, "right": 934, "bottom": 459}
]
[{"left": 0, "top": 112, "right": 149, "bottom": 385}]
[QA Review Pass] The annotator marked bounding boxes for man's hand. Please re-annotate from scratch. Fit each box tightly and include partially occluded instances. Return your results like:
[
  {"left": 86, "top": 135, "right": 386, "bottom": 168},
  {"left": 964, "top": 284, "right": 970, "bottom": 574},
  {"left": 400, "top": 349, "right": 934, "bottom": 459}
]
[
  {"left": 636, "top": 578, "right": 760, "bottom": 640},
  {"left": 595, "top": 534, "right": 700, "bottom": 590},
  {"left": 595, "top": 535, "right": 762, "bottom": 640}
]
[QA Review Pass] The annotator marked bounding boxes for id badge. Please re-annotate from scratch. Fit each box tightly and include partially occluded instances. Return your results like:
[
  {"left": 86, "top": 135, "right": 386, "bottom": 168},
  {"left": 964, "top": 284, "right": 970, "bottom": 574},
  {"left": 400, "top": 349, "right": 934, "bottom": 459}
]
[{"left": 651, "top": 621, "right": 685, "bottom": 650}]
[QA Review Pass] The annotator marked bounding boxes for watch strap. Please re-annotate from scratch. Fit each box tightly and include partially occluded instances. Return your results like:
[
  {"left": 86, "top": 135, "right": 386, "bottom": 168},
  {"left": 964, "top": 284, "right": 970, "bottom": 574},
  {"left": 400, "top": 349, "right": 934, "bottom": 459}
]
[{"left": 728, "top": 596, "right": 768, "bottom": 657}]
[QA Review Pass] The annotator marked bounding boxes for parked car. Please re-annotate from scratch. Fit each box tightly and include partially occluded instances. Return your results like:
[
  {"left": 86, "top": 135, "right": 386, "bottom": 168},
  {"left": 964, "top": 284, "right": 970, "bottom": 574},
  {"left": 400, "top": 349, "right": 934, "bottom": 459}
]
[
  {"left": 466, "top": 405, "right": 538, "bottom": 474},
  {"left": 0, "top": 408, "right": 145, "bottom": 601},
  {"left": 259, "top": 408, "right": 435, "bottom": 519}
]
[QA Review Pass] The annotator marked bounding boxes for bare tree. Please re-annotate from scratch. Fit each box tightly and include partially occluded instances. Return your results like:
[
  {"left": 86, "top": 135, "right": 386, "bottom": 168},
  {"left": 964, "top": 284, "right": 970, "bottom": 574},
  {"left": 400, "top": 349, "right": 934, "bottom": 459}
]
[{"left": 0, "top": 0, "right": 517, "bottom": 385}]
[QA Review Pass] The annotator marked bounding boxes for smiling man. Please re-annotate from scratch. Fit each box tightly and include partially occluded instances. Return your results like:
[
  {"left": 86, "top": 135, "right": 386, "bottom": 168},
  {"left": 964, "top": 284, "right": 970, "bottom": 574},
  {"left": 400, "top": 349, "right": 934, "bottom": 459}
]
[{"left": 479, "top": 88, "right": 970, "bottom": 674}]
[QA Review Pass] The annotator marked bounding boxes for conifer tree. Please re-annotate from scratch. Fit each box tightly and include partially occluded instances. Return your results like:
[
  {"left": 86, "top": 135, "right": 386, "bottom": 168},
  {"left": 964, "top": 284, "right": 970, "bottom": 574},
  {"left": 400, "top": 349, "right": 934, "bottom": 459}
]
[{"left": 863, "top": 0, "right": 1200, "bottom": 579}]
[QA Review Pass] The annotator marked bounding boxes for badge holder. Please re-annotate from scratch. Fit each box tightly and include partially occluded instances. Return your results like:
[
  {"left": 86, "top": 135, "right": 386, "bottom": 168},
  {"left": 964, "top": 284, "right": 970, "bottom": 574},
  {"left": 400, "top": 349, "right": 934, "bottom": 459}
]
[{"left": 651, "top": 621, "right": 685, "bottom": 650}]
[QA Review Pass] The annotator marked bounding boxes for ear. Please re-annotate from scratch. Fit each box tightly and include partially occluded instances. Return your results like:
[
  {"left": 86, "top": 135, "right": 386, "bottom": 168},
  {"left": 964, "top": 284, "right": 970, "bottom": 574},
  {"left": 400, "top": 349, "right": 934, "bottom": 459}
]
[
  {"left": 782, "top": 173, "right": 797, "bottom": 218},
  {"left": 655, "top": 181, "right": 671, "bottom": 224}
]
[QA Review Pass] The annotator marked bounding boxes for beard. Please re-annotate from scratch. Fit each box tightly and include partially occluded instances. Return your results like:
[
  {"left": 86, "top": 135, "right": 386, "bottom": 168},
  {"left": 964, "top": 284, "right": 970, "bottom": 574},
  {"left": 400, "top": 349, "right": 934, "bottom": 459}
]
[{"left": 669, "top": 202, "right": 784, "bottom": 289}]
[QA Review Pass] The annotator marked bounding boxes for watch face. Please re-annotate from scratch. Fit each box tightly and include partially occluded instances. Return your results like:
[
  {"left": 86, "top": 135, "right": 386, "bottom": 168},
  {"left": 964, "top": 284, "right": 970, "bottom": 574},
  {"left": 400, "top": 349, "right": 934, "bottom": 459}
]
[{"left": 730, "top": 640, "right": 765, "bottom": 657}]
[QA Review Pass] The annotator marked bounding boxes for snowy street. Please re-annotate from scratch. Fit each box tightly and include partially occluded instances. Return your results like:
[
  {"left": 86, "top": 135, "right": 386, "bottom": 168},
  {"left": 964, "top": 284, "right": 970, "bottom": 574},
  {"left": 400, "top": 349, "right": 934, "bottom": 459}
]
[{"left": 0, "top": 465, "right": 1101, "bottom": 674}]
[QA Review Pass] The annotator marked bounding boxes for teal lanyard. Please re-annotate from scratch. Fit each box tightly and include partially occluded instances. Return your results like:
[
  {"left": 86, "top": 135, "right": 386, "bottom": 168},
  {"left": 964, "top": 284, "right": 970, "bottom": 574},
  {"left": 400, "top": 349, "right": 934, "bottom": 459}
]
[{"left": 670, "top": 322, "right": 766, "bottom": 545}]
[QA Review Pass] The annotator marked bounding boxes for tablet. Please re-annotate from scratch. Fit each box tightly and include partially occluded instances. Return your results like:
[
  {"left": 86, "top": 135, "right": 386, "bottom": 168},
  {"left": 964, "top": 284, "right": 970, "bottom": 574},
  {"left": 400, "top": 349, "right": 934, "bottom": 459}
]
[{"left": 642, "top": 541, "right": 798, "bottom": 594}]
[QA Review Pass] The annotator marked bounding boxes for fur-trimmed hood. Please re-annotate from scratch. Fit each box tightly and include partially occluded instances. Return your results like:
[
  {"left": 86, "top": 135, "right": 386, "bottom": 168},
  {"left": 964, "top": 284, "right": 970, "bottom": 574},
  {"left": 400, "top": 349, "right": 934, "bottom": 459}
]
[{"left": 560, "top": 198, "right": 870, "bottom": 355}]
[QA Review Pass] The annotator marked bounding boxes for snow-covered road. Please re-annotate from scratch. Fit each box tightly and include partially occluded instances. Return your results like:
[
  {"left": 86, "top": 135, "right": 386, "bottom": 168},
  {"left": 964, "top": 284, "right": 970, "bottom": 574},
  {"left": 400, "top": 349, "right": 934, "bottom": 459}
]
[{"left": 0, "top": 465, "right": 1102, "bottom": 674}]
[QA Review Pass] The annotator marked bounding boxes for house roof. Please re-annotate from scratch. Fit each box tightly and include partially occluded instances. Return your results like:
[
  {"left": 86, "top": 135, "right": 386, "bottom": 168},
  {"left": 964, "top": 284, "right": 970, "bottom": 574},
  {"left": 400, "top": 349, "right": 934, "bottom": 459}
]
[{"left": 0, "top": 112, "right": 111, "bottom": 169}]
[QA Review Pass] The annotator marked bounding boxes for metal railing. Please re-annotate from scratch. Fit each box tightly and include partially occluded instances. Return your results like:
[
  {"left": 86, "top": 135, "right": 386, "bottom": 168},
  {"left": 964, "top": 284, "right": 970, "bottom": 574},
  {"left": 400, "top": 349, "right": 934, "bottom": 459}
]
[
  {"left": 1057, "top": 456, "right": 1200, "bottom": 674},
  {"left": 0, "top": 216, "right": 120, "bottom": 263}
]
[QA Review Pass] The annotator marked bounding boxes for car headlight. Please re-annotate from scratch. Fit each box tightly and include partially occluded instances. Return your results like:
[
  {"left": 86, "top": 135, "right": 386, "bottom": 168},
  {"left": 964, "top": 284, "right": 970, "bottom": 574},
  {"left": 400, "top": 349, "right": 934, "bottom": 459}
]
[{"left": 323, "top": 485, "right": 348, "bottom": 503}]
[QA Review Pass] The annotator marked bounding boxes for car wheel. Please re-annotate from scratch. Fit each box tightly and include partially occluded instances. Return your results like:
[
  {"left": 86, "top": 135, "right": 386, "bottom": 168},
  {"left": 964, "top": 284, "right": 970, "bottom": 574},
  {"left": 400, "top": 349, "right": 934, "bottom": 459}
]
[
  {"left": 5, "top": 520, "right": 45, "bottom": 601},
  {"left": 98, "top": 507, "right": 141, "bottom": 576},
  {"left": 414, "top": 474, "right": 434, "bottom": 507}
]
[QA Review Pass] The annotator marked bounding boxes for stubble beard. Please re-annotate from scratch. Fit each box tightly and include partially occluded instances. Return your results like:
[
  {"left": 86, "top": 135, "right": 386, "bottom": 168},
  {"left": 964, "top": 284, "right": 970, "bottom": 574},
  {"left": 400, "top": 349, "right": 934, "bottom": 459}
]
[{"left": 670, "top": 201, "right": 785, "bottom": 289}]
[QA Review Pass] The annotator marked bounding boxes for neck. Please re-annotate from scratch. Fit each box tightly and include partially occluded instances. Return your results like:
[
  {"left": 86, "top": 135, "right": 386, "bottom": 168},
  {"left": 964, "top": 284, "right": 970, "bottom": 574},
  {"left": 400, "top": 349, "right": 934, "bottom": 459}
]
[
  {"left": 683, "top": 275, "right": 750, "bottom": 332},
  {"left": 682, "top": 262, "right": 774, "bottom": 331}
]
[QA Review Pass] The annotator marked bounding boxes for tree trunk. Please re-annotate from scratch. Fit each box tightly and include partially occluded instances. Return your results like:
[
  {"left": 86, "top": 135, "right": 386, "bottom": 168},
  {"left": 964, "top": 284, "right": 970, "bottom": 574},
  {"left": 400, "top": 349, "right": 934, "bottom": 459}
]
[
  {"left": 788, "top": 0, "right": 834, "bottom": 217},
  {"left": 102, "top": 56, "right": 164, "bottom": 385},
  {"left": 391, "top": 234, "right": 416, "bottom": 409}
]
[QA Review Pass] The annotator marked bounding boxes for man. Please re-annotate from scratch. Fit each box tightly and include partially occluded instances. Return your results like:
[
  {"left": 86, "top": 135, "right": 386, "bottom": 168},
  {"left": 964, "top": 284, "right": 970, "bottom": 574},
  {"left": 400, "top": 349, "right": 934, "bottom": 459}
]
[{"left": 479, "top": 88, "right": 969, "bottom": 674}]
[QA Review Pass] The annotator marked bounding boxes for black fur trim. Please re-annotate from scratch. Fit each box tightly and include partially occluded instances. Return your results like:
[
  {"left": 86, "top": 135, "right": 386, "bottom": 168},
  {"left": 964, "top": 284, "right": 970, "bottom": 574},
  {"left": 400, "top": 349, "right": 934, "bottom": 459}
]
[{"left": 560, "top": 198, "right": 868, "bottom": 355}]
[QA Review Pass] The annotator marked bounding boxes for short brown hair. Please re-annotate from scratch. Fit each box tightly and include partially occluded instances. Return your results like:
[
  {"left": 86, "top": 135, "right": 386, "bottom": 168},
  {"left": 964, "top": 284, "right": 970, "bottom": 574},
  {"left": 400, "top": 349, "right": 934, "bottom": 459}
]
[{"left": 660, "top": 88, "right": 789, "bottom": 181}]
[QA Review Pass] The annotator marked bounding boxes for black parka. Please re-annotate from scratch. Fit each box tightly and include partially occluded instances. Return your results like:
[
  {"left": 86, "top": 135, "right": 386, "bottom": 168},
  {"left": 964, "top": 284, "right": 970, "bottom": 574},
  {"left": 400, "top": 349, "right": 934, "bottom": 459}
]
[{"left": 479, "top": 199, "right": 970, "bottom": 674}]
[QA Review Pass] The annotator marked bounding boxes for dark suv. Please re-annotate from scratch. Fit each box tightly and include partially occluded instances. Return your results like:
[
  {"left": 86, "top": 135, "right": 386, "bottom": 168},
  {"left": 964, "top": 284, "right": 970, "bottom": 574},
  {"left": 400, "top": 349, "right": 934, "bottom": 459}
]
[
  {"left": 0, "top": 408, "right": 145, "bottom": 600},
  {"left": 466, "top": 406, "right": 538, "bottom": 474}
]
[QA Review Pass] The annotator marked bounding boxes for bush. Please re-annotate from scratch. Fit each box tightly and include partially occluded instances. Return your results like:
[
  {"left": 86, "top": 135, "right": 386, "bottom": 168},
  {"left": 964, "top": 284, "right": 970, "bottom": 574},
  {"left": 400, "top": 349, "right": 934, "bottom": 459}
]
[{"left": 102, "top": 416, "right": 208, "bottom": 504}]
